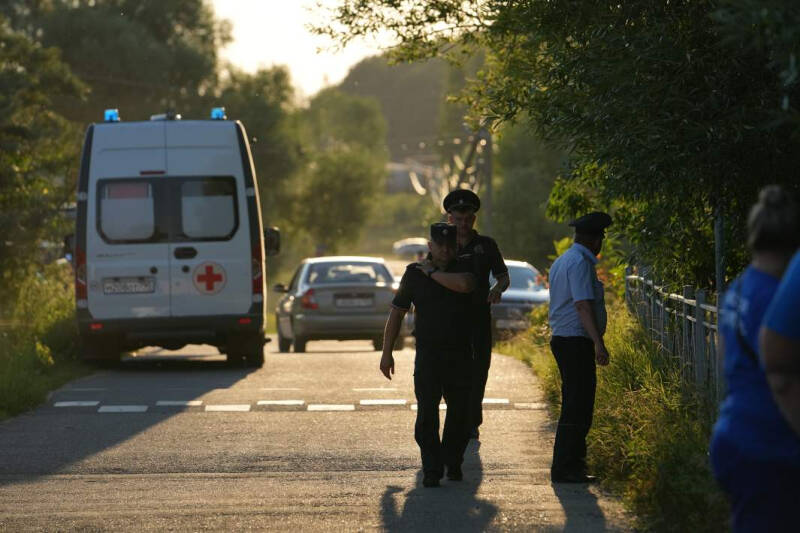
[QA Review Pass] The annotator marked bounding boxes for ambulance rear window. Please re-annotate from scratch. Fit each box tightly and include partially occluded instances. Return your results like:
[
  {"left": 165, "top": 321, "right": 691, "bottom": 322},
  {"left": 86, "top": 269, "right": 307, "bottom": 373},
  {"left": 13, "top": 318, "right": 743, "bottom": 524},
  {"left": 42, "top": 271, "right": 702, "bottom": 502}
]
[
  {"left": 98, "top": 181, "right": 155, "bottom": 241},
  {"left": 180, "top": 178, "right": 237, "bottom": 240}
]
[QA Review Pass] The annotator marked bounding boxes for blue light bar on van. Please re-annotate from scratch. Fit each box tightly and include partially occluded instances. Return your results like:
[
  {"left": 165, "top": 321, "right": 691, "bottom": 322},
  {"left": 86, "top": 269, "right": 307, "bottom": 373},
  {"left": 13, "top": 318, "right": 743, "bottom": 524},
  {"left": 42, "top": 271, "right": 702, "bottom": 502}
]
[
  {"left": 104, "top": 109, "right": 120, "bottom": 122},
  {"left": 210, "top": 107, "right": 227, "bottom": 120}
]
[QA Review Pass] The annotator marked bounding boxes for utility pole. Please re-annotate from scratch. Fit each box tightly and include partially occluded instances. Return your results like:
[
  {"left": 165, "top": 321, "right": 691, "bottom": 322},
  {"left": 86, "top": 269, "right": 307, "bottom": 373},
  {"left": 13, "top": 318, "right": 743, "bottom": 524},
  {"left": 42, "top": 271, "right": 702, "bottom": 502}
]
[
  {"left": 714, "top": 201, "right": 725, "bottom": 295},
  {"left": 479, "top": 127, "right": 493, "bottom": 235}
]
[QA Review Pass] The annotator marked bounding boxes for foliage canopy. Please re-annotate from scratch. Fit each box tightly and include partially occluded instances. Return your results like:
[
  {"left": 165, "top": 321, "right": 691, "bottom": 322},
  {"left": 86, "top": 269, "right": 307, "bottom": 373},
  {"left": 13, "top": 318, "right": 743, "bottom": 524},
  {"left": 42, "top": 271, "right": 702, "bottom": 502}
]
[{"left": 317, "top": 0, "right": 800, "bottom": 287}]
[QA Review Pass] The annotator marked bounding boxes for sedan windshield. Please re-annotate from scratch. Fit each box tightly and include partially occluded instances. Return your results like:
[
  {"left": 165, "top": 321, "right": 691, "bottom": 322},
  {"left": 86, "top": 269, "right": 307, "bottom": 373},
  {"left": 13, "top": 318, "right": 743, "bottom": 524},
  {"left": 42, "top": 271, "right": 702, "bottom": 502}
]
[
  {"left": 492, "top": 265, "right": 545, "bottom": 291},
  {"left": 307, "top": 262, "right": 393, "bottom": 284}
]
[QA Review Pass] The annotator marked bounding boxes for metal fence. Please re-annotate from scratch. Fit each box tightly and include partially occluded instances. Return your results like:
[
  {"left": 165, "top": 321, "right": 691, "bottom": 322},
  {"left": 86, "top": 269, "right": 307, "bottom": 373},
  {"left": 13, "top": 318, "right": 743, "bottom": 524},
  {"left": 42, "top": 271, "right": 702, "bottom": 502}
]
[{"left": 624, "top": 267, "right": 724, "bottom": 404}]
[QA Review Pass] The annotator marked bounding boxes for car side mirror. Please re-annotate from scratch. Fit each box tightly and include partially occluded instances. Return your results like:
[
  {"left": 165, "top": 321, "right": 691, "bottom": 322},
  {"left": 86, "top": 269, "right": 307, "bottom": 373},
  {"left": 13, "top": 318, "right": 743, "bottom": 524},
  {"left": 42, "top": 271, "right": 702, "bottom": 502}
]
[
  {"left": 273, "top": 283, "right": 288, "bottom": 293},
  {"left": 264, "top": 226, "right": 280, "bottom": 256}
]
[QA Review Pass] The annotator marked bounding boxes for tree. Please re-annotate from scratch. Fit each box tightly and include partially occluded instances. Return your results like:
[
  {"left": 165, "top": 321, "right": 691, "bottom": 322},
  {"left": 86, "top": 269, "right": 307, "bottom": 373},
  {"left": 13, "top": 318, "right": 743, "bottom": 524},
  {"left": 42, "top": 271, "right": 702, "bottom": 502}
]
[
  {"left": 492, "top": 120, "right": 567, "bottom": 268},
  {"left": 316, "top": 0, "right": 800, "bottom": 287},
  {"left": 0, "top": 16, "right": 85, "bottom": 302},
  {"left": 218, "top": 66, "right": 302, "bottom": 229},
  {"left": 3, "top": 0, "right": 230, "bottom": 123},
  {"left": 295, "top": 88, "right": 388, "bottom": 253},
  {"left": 300, "top": 148, "right": 386, "bottom": 254}
]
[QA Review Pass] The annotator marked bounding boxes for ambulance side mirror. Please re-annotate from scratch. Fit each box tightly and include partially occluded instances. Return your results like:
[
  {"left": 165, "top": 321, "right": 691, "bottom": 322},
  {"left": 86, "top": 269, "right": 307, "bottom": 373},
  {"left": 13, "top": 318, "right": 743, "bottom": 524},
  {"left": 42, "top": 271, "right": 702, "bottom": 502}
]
[{"left": 264, "top": 226, "right": 280, "bottom": 256}]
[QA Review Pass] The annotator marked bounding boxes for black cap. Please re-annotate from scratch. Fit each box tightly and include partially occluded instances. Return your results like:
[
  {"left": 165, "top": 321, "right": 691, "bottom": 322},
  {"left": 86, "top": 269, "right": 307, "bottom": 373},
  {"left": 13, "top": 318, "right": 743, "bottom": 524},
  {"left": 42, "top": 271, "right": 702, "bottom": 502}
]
[
  {"left": 430, "top": 223, "right": 458, "bottom": 245},
  {"left": 569, "top": 211, "right": 612, "bottom": 235},
  {"left": 443, "top": 189, "right": 480, "bottom": 213}
]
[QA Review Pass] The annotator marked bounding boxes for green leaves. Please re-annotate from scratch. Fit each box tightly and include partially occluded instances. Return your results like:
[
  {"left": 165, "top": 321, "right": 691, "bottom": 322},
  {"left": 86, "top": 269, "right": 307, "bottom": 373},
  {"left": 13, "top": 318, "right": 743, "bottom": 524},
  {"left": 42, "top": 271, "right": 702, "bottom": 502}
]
[{"left": 320, "top": 0, "right": 800, "bottom": 287}]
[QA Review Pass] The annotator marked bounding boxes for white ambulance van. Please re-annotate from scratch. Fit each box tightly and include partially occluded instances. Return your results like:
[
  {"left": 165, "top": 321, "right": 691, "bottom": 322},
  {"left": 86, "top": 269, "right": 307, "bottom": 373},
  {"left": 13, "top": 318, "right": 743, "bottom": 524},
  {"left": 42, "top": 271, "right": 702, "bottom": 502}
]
[{"left": 73, "top": 108, "right": 279, "bottom": 367}]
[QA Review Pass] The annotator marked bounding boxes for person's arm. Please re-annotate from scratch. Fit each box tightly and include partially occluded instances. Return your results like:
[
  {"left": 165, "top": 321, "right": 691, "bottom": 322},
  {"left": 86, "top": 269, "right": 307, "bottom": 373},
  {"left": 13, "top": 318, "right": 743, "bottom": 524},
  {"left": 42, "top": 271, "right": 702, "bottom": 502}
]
[
  {"left": 759, "top": 251, "right": 800, "bottom": 436},
  {"left": 760, "top": 327, "right": 800, "bottom": 436},
  {"left": 380, "top": 307, "right": 407, "bottom": 380},
  {"left": 488, "top": 272, "right": 509, "bottom": 303},
  {"left": 574, "top": 300, "right": 609, "bottom": 365},
  {"left": 416, "top": 262, "right": 475, "bottom": 293},
  {"left": 487, "top": 239, "right": 509, "bottom": 303}
]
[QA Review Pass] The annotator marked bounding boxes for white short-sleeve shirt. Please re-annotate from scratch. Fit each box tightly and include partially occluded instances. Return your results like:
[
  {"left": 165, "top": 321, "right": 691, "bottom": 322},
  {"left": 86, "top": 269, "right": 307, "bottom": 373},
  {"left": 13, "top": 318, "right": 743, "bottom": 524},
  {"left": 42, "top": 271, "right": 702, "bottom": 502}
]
[{"left": 548, "top": 243, "right": 606, "bottom": 338}]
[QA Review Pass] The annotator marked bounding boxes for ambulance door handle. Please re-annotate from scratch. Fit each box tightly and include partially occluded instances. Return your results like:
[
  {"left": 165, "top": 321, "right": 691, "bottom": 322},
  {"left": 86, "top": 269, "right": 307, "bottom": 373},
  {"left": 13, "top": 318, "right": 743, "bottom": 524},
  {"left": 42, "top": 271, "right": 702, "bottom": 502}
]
[{"left": 174, "top": 246, "right": 197, "bottom": 260}]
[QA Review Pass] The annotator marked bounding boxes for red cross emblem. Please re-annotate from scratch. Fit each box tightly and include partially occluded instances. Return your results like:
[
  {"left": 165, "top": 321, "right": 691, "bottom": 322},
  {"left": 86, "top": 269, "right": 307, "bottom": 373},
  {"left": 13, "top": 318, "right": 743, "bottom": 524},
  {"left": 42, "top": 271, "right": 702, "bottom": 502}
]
[{"left": 193, "top": 262, "right": 226, "bottom": 294}]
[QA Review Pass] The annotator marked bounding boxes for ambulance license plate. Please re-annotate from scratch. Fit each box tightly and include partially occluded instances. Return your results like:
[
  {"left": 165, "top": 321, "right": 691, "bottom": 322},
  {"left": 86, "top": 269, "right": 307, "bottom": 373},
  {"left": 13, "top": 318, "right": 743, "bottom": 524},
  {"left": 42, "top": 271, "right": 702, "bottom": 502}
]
[
  {"left": 335, "top": 297, "right": 373, "bottom": 308},
  {"left": 103, "top": 277, "right": 155, "bottom": 294}
]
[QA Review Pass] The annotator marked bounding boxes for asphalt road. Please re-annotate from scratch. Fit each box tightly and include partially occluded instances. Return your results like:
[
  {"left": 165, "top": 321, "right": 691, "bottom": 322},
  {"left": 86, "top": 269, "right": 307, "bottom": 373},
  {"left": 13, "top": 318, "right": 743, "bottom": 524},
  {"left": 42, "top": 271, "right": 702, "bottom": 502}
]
[{"left": 0, "top": 339, "right": 631, "bottom": 531}]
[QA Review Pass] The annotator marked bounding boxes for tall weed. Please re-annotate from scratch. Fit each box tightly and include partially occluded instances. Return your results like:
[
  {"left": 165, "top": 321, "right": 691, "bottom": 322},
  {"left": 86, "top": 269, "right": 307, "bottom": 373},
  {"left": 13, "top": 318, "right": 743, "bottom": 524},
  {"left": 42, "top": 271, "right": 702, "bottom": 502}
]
[
  {"left": 499, "top": 301, "right": 729, "bottom": 531},
  {"left": 0, "top": 263, "right": 88, "bottom": 419}
]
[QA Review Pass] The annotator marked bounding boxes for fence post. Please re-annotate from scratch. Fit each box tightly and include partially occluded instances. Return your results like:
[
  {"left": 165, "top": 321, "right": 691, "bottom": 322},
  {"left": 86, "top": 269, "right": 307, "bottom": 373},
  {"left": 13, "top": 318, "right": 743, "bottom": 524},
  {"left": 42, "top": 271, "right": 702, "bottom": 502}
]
[
  {"left": 682, "top": 286, "right": 692, "bottom": 378},
  {"left": 661, "top": 289, "right": 669, "bottom": 354},
  {"left": 694, "top": 289, "right": 707, "bottom": 389},
  {"left": 625, "top": 266, "right": 631, "bottom": 303}
]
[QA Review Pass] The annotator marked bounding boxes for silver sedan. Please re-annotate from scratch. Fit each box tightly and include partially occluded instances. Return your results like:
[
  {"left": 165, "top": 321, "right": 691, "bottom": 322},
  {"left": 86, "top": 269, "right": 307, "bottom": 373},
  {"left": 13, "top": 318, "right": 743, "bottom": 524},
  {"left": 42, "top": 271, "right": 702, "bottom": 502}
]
[{"left": 274, "top": 256, "right": 410, "bottom": 353}]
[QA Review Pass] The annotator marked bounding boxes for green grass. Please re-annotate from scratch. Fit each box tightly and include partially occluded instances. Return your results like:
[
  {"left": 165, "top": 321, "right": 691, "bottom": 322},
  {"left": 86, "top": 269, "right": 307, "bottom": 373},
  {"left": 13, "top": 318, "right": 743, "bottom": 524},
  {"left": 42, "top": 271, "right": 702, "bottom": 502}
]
[
  {"left": 0, "top": 264, "right": 92, "bottom": 421},
  {"left": 498, "top": 301, "right": 729, "bottom": 532}
]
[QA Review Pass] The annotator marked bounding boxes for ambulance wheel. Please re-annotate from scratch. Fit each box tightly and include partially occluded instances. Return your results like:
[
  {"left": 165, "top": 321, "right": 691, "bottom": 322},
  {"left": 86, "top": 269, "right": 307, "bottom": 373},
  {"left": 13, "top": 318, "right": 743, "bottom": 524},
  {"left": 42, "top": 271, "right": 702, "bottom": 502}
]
[
  {"left": 245, "top": 349, "right": 264, "bottom": 368},
  {"left": 293, "top": 337, "right": 307, "bottom": 353},
  {"left": 82, "top": 340, "right": 121, "bottom": 367}
]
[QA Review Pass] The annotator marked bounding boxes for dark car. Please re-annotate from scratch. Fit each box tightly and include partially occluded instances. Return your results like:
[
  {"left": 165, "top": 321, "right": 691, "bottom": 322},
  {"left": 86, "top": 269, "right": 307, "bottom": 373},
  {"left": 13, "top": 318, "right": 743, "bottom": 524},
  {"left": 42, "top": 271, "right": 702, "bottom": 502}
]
[
  {"left": 491, "top": 260, "right": 550, "bottom": 339},
  {"left": 273, "top": 256, "right": 410, "bottom": 353}
]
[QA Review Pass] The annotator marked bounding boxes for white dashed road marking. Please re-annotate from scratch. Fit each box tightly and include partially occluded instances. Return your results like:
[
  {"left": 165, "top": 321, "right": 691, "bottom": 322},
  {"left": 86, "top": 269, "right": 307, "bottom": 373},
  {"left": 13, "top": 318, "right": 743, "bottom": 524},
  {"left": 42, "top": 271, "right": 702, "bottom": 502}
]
[
  {"left": 156, "top": 400, "right": 203, "bottom": 407},
  {"left": 482, "top": 398, "right": 510, "bottom": 404},
  {"left": 54, "top": 401, "right": 100, "bottom": 407},
  {"left": 205, "top": 404, "right": 251, "bottom": 412},
  {"left": 307, "top": 404, "right": 355, "bottom": 411},
  {"left": 409, "top": 404, "right": 447, "bottom": 411},
  {"left": 359, "top": 399, "right": 407, "bottom": 406},
  {"left": 261, "top": 388, "right": 302, "bottom": 391},
  {"left": 98, "top": 405, "right": 148, "bottom": 413},
  {"left": 257, "top": 400, "right": 305, "bottom": 406},
  {"left": 514, "top": 402, "right": 548, "bottom": 410}
]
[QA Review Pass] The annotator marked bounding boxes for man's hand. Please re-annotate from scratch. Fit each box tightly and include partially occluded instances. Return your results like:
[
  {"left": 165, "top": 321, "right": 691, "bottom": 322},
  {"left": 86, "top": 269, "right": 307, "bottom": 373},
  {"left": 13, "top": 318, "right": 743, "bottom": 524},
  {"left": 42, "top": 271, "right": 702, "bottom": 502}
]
[
  {"left": 595, "top": 343, "right": 610, "bottom": 366},
  {"left": 380, "top": 353, "right": 395, "bottom": 380},
  {"left": 487, "top": 288, "right": 502, "bottom": 304},
  {"left": 415, "top": 259, "right": 435, "bottom": 276}
]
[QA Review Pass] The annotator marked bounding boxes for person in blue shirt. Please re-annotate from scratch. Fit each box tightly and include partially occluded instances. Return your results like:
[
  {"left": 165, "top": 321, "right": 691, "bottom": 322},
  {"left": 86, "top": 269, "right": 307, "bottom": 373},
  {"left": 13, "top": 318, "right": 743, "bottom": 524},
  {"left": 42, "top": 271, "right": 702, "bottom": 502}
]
[
  {"left": 710, "top": 185, "right": 800, "bottom": 532},
  {"left": 761, "top": 249, "right": 800, "bottom": 440},
  {"left": 547, "top": 211, "right": 612, "bottom": 483}
]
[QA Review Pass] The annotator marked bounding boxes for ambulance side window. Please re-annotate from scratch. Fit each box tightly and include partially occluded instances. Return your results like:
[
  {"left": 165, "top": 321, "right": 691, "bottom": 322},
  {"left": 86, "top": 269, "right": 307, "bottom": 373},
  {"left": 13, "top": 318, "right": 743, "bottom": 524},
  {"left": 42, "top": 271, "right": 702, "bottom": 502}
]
[
  {"left": 97, "top": 180, "right": 156, "bottom": 242},
  {"left": 179, "top": 177, "right": 238, "bottom": 240}
]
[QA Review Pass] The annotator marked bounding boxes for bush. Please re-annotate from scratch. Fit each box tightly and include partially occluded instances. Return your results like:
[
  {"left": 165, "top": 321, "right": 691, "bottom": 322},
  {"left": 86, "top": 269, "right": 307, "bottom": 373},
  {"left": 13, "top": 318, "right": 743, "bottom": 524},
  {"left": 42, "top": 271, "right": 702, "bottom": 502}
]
[
  {"left": 0, "top": 263, "right": 88, "bottom": 420},
  {"left": 499, "top": 300, "right": 729, "bottom": 532}
]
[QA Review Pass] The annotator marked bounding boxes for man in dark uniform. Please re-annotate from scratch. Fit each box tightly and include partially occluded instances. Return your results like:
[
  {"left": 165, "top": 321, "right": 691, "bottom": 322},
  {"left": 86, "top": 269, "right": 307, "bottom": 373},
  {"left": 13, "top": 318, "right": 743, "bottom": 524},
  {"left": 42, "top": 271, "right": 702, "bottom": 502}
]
[
  {"left": 443, "top": 189, "right": 509, "bottom": 439},
  {"left": 547, "top": 211, "right": 612, "bottom": 483},
  {"left": 380, "top": 223, "right": 476, "bottom": 488}
]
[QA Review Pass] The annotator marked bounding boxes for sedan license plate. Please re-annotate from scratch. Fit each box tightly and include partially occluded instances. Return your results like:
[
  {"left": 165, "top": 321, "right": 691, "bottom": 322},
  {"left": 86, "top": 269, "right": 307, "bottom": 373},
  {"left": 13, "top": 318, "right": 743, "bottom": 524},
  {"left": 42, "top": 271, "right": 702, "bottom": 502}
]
[
  {"left": 103, "top": 277, "right": 155, "bottom": 294},
  {"left": 335, "top": 297, "right": 373, "bottom": 308},
  {"left": 496, "top": 319, "right": 528, "bottom": 330}
]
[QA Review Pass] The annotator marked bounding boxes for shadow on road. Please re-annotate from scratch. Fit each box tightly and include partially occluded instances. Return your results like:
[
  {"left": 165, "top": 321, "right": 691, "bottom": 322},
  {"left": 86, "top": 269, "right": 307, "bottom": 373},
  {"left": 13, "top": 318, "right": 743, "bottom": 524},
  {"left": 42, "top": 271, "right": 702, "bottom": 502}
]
[
  {"left": 380, "top": 440, "right": 497, "bottom": 532},
  {"left": 552, "top": 482, "right": 607, "bottom": 532},
  {"left": 0, "top": 347, "right": 257, "bottom": 486}
]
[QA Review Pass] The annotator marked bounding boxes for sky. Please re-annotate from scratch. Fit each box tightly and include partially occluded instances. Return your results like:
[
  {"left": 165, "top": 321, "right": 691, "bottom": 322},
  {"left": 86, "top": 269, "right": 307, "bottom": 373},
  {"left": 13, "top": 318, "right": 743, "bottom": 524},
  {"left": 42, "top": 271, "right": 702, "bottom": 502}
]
[{"left": 210, "top": 0, "right": 391, "bottom": 99}]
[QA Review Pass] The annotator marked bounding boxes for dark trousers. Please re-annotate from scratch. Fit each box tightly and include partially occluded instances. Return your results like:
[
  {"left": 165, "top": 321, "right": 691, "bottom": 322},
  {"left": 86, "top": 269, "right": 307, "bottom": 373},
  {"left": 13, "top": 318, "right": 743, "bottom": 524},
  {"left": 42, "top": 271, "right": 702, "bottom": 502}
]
[
  {"left": 711, "top": 433, "right": 800, "bottom": 533},
  {"left": 469, "top": 318, "right": 492, "bottom": 429},
  {"left": 414, "top": 347, "right": 472, "bottom": 476},
  {"left": 550, "top": 335, "right": 596, "bottom": 477}
]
